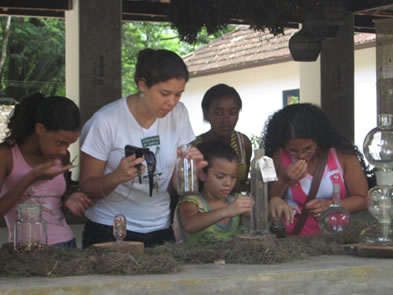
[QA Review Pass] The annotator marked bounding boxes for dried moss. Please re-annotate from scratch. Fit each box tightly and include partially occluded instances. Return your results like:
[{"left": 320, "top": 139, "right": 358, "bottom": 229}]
[
  {"left": 0, "top": 220, "right": 375, "bottom": 277},
  {"left": 0, "top": 244, "right": 178, "bottom": 277}
]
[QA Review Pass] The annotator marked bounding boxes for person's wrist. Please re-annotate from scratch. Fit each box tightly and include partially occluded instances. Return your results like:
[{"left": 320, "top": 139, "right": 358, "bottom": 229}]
[
  {"left": 270, "top": 196, "right": 285, "bottom": 208},
  {"left": 26, "top": 170, "right": 39, "bottom": 184},
  {"left": 109, "top": 169, "right": 125, "bottom": 185}
]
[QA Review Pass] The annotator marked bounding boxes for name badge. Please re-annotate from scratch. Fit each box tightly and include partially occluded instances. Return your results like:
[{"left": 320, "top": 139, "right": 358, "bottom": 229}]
[{"left": 141, "top": 136, "right": 160, "bottom": 147}]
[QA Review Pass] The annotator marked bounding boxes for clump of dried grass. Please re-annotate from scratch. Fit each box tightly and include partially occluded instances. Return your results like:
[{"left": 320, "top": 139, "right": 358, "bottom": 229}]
[
  {"left": 0, "top": 220, "right": 370, "bottom": 277},
  {"left": 149, "top": 220, "right": 367, "bottom": 265},
  {"left": 0, "top": 243, "right": 178, "bottom": 277}
]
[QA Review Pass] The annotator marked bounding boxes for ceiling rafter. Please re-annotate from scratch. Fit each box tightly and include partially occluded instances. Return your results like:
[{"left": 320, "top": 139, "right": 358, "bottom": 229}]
[
  {"left": 0, "top": 0, "right": 393, "bottom": 33},
  {"left": 0, "top": 0, "right": 72, "bottom": 11}
]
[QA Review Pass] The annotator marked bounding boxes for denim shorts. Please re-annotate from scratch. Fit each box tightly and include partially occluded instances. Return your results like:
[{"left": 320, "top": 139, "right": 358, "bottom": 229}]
[{"left": 82, "top": 219, "right": 174, "bottom": 248}]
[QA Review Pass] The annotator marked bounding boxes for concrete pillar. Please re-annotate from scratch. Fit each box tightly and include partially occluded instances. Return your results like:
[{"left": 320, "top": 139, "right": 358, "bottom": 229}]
[
  {"left": 375, "top": 19, "right": 393, "bottom": 115},
  {"left": 65, "top": 0, "right": 80, "bottom": 180},
  {"left": 299, "top": 57, "right": 321, "bottom": 106},
  {"left": 321, "top": 14, "right": 355, "bottom": 143},
  {"left": 65, "top": 0, "right": 122, "bottom": 180}
]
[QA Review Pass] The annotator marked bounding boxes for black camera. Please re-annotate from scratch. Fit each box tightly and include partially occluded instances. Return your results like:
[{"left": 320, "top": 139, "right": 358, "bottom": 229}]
[{"left": 124, "top": 145, "right": 156, "bottom": 196}]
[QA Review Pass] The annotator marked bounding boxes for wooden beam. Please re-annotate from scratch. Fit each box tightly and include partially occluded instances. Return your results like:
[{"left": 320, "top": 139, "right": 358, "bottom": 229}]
[
  {"left": 122, "top": 0, "right": 168, "bottom": 19},
  {"left": 0, "top": 9, "right": 64, "bottom": 18},
  {"left": 0, "top": 0, "right": 72, "bottom": 11},
  {"left": 352, "top": 0, "right": 393, "bottom": 12}
]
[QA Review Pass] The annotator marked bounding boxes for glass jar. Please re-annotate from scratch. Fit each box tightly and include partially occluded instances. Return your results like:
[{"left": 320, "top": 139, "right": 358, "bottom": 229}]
[
  {"left": 14, "top": 200, "right": 47, "bottom": 254},
  {"left": 176, "top": 144, "right": 198, "bottom": 196}
]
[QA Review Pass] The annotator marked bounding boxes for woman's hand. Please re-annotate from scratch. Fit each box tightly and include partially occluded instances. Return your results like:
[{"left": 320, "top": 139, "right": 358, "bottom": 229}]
[
  {"left": 269, "top": 196, "right": 300, "bottom": 225},
  {"left": 226, "top": 196, "right": 254, "bottom": 217},
  {"left": 64, "top": 192, "right": 93, "bottom": 216},
  {"left": 283, "top": 160, "right": 308, "bottom": 181},
  {"left": 31, "top": 159, "right": 73, "bottom": 181},
  {"left": 305, "top": 199, "right": 332, "bottom": 219},
  {"left": 180, "top": 146, "right": 208, "bottom": 171},
  {"left": 112, "top": 154, "right": 146, "bottom": 183}
]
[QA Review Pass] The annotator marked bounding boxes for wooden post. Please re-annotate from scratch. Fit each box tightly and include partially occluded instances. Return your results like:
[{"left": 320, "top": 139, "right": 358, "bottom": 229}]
[
  {"left": 321, "top": 14, "right": 355, "bottom": 143},
  {"left": 65, "top": 0, "right": 122, "bottom": 181},
  {"left": 376, "top": 19, "right": 393, "bottom": 115}
]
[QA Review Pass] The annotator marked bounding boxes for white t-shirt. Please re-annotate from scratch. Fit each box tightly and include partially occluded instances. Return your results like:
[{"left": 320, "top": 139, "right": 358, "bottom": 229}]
[{"left": 80, "top": 97, "right": 195, "bottom": 233}]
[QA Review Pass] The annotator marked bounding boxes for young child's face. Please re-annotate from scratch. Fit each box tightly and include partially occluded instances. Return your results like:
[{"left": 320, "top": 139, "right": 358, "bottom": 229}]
[{"left": 201, "top": 157, "right": 237, "bottom": 199}]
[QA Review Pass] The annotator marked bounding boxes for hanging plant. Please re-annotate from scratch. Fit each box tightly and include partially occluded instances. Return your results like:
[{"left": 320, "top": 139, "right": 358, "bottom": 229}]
[
  {"left": 168, "top": 0, "right": 237, "bottom": 43},
  {"left": 168, "top": 0, "right": 204, "bottom": 43},
  {"left": 168, "top": 0, "right": 354, "bottom": 44}
]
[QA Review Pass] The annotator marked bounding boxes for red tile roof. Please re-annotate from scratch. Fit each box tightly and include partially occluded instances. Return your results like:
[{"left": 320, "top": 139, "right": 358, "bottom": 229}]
[{"left": 183, "top": 25, "right": 376, "bottom": 77}]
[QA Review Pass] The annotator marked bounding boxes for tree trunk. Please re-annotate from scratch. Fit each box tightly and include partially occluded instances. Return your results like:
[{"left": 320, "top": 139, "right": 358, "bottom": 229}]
[{"left": 0, "top": 16, "right": 12, "bottom": 85}]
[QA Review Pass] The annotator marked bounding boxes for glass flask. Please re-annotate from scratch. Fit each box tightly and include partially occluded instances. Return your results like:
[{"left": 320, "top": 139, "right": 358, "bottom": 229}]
[
  {"left": 14, "top": 200, "right": 47, "bottom": 254},
  {"left": 359, "top": 183, "right": 393, "bottom": 245},
  {"left": 319, "top": 183, "right": 351, "bottom": 233},
  {"left": 176, "top": 144, "right": 198, "bottom": 196},
  {"left": 363, "top": 114, "right": 393, "bottom": 169},
  {"left": 361, "top": 113, "right": 393, "bottom": 245}
]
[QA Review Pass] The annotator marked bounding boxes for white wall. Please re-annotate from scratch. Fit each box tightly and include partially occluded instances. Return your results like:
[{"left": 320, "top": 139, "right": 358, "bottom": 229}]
[
  {"left": 300, "top": 56, "right": 321, "bottom": 105},
  {"left": 182, "top": 61, "right": 300, "bottom": 144},
  {"left": 354, "top": 46, "right": 377, "bottom": 150},
  {"left": 182, "top": 46, "right": 377, "bottom": 152}
]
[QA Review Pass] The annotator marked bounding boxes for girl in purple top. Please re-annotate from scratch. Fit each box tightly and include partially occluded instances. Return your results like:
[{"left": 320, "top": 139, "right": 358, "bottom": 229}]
[{"left": 0, "top": 93, "right": 91, "bottom": 247}]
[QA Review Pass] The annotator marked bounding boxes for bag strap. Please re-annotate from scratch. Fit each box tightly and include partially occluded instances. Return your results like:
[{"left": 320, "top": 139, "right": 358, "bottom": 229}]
[{"left": 291, "top": 149, "right": 329, "bottom": 236}]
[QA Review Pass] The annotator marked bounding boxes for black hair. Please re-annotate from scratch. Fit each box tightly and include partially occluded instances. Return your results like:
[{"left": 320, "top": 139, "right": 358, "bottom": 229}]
[
  {"left": 197, "top": 141, "right": 237, "bottom": 174},
  {"left": 134, "top": 48, "right": 189, "bottom": 87},
  {"left": 201, "top": 83, "right": 242, "bottom": 121},
  {"left": 262, "top": 103, "right": 356, "bottom": 156},
  {"left": 5, "top": 92, "right": 81, "bottom": 146},
  {"left": 262, "top": 103, "right": 376, "bottom": 187}
]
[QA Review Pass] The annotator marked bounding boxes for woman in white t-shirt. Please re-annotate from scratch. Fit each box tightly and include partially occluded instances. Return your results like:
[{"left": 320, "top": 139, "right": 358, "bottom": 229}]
[{"left": 79, "top": 49, "right": 206, "bottom": 248}]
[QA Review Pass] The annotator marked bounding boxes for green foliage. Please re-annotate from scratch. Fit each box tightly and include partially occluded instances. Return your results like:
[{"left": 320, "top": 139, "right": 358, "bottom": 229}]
[
  {"left": 250, "top": 134, "right": 262, "bottom": 150},
  {"left": 121, "top": 21, "right": 234, "bottom": 96},
  {"left": 287, "top": 95, "right": 299, "bottom": 105},
  {"left": 0, "top": 17, "right": 234, "bottom": 100},
  {"left": 0, "top": 96, "right": 17, "bottom": 105},
  {"left": 1, "top": 17, "right": 65, "bottom": 100}
]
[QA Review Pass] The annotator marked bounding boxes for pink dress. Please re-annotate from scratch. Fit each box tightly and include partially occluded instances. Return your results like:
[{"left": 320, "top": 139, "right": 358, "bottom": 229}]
[
  {"left": 280, "top": 148, "right": 346, "bottom": 236},
  {"left": 0, "top": 145, "right": 74, "bottom": 245}
]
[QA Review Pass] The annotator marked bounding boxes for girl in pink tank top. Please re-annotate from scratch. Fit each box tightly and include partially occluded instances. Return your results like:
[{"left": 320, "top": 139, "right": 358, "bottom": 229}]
[
  {"left": 0, "top": 93, "right": 91, "bottom": 246},
  {"left": 262, "top": 103, "right": 369, "bottom": 236}
]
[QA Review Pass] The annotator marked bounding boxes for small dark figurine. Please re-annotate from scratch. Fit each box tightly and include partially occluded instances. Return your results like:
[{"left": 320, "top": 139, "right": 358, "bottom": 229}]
[
  {"left": 269, "top": 218, "right": 287, "bottom": 238},
  {"left": 124, "top": 145, "right": 156, "bottom": 196}
]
